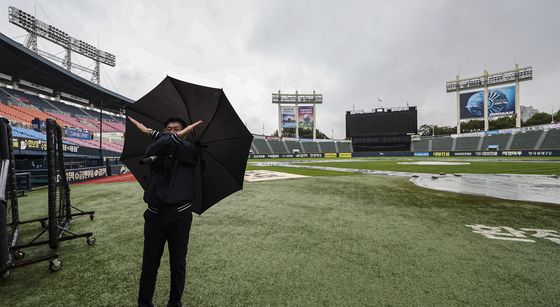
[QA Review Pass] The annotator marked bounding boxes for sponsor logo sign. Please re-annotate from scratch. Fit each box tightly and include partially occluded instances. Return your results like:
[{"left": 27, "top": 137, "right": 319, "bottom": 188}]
[{"left": 65, "top": 166, "right": 107, "bottom": 183}]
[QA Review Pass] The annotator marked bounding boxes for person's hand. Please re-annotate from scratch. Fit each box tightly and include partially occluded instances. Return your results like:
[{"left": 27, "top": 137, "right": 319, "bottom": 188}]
[
  {"left": 128, "top": 116, "right": 151, "bottom": 136},
  {"left": 177, "top": 120, "right": 203, "bottom": 139}
]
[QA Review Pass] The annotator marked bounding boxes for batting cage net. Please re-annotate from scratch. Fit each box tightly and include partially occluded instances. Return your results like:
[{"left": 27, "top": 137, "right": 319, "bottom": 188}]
[
  {"left": 0, "top": 117, "right": 19, "bottom": 273},
  {"left": 1, "top": 118, "right": 95, "bottom": 277},
  {"left": 46, "top": 118, "right": 95, "bottom": 250}
]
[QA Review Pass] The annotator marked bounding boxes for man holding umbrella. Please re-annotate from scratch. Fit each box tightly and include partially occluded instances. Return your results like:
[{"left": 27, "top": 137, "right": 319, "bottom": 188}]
[
  {"left": 121, "top": 76, "right": 253, "bottom": 306},
  {"left": 129, "top": 116, "right": 202, "bottom": 307}
]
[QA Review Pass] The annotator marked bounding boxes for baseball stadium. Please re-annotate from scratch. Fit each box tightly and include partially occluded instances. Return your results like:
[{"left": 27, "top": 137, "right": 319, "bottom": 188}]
[{"left": 1, "top": 2, "right": 559, "bottom": 307}]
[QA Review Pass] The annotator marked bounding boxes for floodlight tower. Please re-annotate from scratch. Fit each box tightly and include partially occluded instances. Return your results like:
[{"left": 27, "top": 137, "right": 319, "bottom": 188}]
[{"left": 8, "top": 6, "right": 116, "bottom": 85}]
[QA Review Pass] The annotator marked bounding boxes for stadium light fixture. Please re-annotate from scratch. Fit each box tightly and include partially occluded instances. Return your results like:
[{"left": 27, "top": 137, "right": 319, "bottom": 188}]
[{"left": 8, "top": 6, "right": 116, "bottom": 84}]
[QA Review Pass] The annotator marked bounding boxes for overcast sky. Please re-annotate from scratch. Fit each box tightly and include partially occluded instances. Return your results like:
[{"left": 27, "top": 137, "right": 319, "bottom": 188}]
[{"left": 1, "top": 0, "right": 559, "bottom": 138}]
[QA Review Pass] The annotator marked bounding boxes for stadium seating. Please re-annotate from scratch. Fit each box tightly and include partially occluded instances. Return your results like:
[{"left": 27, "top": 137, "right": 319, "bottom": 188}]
[
  {"left": 509, "top": 130, "right": 542, "bottom": 150},
  {"left": 482, "top": 134, "right": 511, "bottom": 150},
  {"left": 301, "top": 141, "right": 320, "bottom": 153},
  {"left": 285, "top": 140, "right": 303, "bottom": 153},
  {"left": 336, "top": 142, "right": 353, "bottom": 152},
  {"left": 0, "top": 103, "right": 33, "bottom": 126},
  {"left": 12, "top": 126, "right": 47, "bottom": 141},
  {"left": 540, "top": 129, "right": 560, "bottom": 149},
  {"left": 412, "top": 139, "right": 430, "bottom": 151},
  {"left": 431, "top": 137, "right": 453, "bottom": 151},
  {"left": 1, "top": 87, "right": 125, "bottom": 133},
  {"left": 454, "top": 136, "right": 481, "bottom": 151},
  {"left": 318, "top": 142, "right": 336, "bottom": 153},
  {"left": 252, "top": 138, "right": 272, "bottom": 154},
  {"left": 1, "top": 87, "right": 56, "bottom": 111},
  {"left": 268, "top": 140, "right": 288, "bottom": 154}
]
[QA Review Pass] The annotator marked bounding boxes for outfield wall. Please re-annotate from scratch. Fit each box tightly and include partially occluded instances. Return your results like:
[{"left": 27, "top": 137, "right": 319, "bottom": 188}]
[{"left": 249, "top": 150, "right": 560, "bottom": 159}]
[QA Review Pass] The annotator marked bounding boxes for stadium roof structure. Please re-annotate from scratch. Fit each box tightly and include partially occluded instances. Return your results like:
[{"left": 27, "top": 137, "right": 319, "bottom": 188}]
[{"left": 0, "top": 32, "right": 133, "bottom": 111}]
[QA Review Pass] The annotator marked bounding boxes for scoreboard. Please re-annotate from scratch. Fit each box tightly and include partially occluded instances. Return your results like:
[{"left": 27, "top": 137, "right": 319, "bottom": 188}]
[{"left": 346, "top": 107, "right": 417, "bottom": 138}]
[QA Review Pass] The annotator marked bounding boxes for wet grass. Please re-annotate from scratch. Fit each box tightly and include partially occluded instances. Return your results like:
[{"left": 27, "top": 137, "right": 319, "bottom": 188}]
[
  {"left": 303, "top": 160, "right": 560, "bottom": 175},
  {"left": 1, "top": 176, "right": 559, "bottom": 306}
]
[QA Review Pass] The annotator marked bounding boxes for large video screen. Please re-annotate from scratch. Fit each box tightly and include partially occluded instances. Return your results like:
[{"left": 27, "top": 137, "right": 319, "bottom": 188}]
[
  {"left": 281, "top": 106, "right": 296, "bottom": 128},
  {"left": 346, "top": 109, "right": 417, "bottom": 137},
  {"left": 298, "top": 106, "right": 314, "bottom": 129},
  {"left": 460, "top": 86, "right": 516, "bottom": 119}
]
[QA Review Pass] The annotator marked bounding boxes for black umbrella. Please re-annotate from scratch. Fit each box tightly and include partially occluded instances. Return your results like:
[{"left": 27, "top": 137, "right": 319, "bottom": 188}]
[{"left": 120, "top": 76, "right": 253, "bottom": 214}]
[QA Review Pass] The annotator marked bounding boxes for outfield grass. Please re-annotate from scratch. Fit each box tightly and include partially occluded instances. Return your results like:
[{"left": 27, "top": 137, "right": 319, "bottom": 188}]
[
  {"left": 1, "top": 174, "right": 559, "bottom": 306},
  {"left": 248, "top": 156, "right": 560, "bottom": 163},
  {"left": 302, "top": 160, "right": 560, "bottom": 175}
]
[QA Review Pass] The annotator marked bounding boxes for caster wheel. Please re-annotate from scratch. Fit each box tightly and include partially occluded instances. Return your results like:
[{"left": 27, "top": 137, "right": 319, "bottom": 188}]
[
  {"left": 49, "top": 259, "right": 62, "bottom": 272},
  {"left": 87, "top": 236, "right": 96, "bottom": 246},
  {"left": 14, "top": 250, "right": 25, "bottom": 260},
  {"left": 89, "top": 214, "right": 94, "bottom": 220}
]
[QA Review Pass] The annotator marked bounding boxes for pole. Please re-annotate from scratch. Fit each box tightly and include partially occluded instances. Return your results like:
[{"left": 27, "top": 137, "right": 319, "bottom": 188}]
[
  {"left": 295, "top": 90, "right": 299, "bottom": 139},
  {"left": 515, "top": 64, "right": 521, "bottom": 128},
  {"left": 456, "top": 75, "right": 461, "bottom": 134},
  {"left": 99, "top": 98, "right": 103, "bottom": 160},
  {"left": 277, "top": 90, "right": 282, "bottom": 137},
  {"left": 313, "top": 90, "right": 317, "bottom": 140},
  {"left": 483, "top": 70, "right": 489, "bottom": 131}
]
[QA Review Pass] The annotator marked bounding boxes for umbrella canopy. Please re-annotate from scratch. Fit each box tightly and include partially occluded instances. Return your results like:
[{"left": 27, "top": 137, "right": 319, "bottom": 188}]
[{"left": 120, "top": 76, "right": 253, "bottom": 214}]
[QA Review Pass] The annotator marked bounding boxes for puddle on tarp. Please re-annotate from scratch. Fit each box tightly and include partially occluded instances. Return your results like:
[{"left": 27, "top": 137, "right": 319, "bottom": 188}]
[
  {"left": 249, "top": 161, "right": 560, "bottom": 205},
  {"left": 410, "top": 173, "right": 560, "bottom": 205}
]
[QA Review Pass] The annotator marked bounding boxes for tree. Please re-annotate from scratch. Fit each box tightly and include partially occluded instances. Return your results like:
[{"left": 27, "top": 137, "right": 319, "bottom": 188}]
[
  {"left": 272, "top": 128, "right": 329, "bottom": 139},
  {"left": 489, "top": 116, "right": 516, "bottom": 130},
  {"left": 523, "top": 112, "right": 553, "bottom": 126}
]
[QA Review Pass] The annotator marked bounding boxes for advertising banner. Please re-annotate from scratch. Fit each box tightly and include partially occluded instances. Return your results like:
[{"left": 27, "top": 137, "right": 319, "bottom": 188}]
[
  {"left": 298, "top": 106, "right": 314, "bottom": 129},
  {"left": 460, "top": 86, "right": 516, "bottom": 119},
  {"left": 65, "top": 166, "right": 107, "bottom": 183},
  {"left": 12, "top": 137, "right": 79, "bottom": 153},
  {"left": 281, "top": 106, "right": 296, "bottom": 128},
  {"left": 65, "top": 128, "right": 92, "bottom": 140}
]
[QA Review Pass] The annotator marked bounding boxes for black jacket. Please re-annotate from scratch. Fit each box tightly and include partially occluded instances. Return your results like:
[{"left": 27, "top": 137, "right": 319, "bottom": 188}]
[{"left": 143, "top": 130, "right": 198, "bottom": 207}]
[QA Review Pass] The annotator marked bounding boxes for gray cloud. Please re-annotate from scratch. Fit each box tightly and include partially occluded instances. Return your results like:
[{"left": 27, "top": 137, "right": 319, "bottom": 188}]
[{"left": 2, "top": 0, "right": 559, "bottom": 138}]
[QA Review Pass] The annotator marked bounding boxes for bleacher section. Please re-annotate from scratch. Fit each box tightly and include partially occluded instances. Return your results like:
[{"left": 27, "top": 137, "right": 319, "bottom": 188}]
[
  {"left": 540, "top": 129, "right": 560, "bottom": 149},
  {"left": 250, "top": 138, "right": 353, "bottom": 155},
  {"left": 12, "top": 126, "right": 47, "bottom": 141},
  {"left": 0, "top": 86, "right": 125, "bottom": 133},
  {"left": 336, "top": 142, "right": 353, "bottom": 152},
  {"left": 412, "top": 125, "right": 560, "bottom": 153},
  {"left": 252, "top": 138, "right": 272, "bottom": 154},
  {"left": 318, "top": 141, "right": 336, "bottom": 153},
  {"left": 285, "top": 140, "right": 303, "bottom": 153},
  {"left": 481, "top": 134, "right": 511, "bottom": 150},
  {"left": 8, "top": 125, "right": 123, "bottom": 153},
  {"left": 454, "top": 137, "right": 481, "bottom": 151},
  {"left": 301, "top": 141, "right": 320, "bottom": 153},
  {"left": 412, "top": 139, "right": 429, "bottom": 151},
  {"left": 1, "top": 87, "right": 56, "bottom": 111},
  {"left": 509, "top": 131, "right": 541, "bottom": 150},
  {"left": 268, "top": 140, "right": 288, "bottom": 154},
  {"left": 431, "top": 137, "right": 453, "bottom": 151}
]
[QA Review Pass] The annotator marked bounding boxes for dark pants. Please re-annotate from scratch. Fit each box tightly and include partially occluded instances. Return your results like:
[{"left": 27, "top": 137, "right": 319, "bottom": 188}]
[{"left": 138, "top": 208, "right": 193, "bottom": 307}]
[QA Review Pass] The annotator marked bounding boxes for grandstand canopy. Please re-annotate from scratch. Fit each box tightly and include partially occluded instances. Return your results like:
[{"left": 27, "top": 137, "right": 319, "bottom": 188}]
[{"left": 0, "top": 32, "right": 133, "bottom": 111}]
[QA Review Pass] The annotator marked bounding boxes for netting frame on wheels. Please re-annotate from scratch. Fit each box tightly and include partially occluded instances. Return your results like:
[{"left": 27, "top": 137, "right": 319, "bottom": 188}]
[
  {"left": 1, "top": 117, "right": 58, "bottom": 277},
  {"left": 0, "top": 117, "right": 19, "bottom": 275},
  {"left": 45, "top": 118, "right": 96, "bottom": 249}
]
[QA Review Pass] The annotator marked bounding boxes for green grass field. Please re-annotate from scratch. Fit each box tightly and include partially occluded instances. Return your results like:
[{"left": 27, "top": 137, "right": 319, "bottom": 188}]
[
  {"left": 1, "top": 162, "right": 560, "bottom": 306},
  {"left": 299, "top": 160, "right": 560, "bottom": 175}
]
